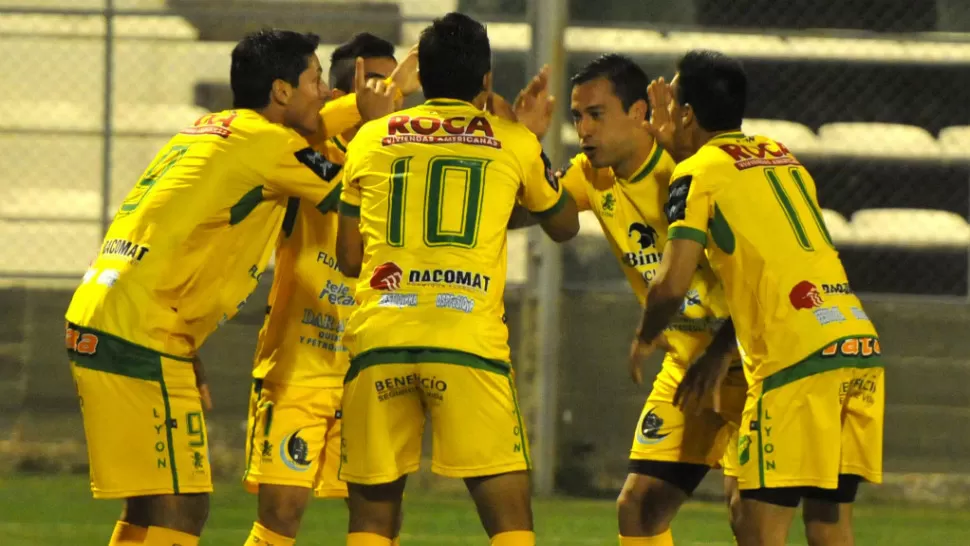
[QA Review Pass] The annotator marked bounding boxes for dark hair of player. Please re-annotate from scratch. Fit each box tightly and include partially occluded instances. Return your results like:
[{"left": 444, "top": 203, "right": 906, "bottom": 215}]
[
  {"left": 570, "top": 54, "right": 650, "bottom": 113},
  {"left": 230, "top": 29, "right": 321, "bottom": 109},
  {"left": 675, "top": 50, "right": 747, "bottom": 132},
  {"left": 418, "top": 12, "right": 491, "bottom": 102},
  {"left": 329, "top": 32, "right": 396, "bottom": 93}
]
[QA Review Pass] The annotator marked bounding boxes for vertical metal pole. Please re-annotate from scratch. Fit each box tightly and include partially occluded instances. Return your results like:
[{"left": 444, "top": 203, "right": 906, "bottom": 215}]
[
  {"left": 530, "top": 0, "right": 568, "bottom": 497},
  {"left": 100, "top": 0, "right": 115, "bottom": 238}
]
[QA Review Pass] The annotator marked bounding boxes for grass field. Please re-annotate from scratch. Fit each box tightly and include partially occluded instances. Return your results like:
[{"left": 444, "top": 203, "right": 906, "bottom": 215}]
[{"left": 3, "top": 475, "right": 970, "bottom": 545}]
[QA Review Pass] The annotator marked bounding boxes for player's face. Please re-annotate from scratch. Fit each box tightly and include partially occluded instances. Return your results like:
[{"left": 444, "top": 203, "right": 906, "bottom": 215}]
[
  {"left": 283, "top": 54, "right": 329, "bottom": 134},
  {"left": 570, "top": 78, "right": 641, "bottom": 169},
  {"left": 331, "top": 56, "right": 398, "bottom": 99}
]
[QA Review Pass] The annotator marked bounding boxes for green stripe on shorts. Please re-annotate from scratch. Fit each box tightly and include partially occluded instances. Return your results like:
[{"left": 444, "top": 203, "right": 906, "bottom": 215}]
[{"left": 345, "top": 347, "right": 512, "bottom": 384}]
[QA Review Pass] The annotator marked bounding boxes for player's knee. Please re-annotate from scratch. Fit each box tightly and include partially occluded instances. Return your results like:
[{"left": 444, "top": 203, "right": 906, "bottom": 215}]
[
  {"left": 257, "top": 488, "right": 310, "bottom": 538},
  {"left": 724, "top": 478, "right": 743, "bottom": 534},
  {"left": 129, "top": 493, "right": 209, "bottom": 535},
  {"left": 174, "top": 493, "right": 210, "bottom": 535},
  {"left": 803, "top": 500, "right": 852, "bottom": 546},
  {"left": 617, "top": 475, "right": 683, "bottom": 533}
]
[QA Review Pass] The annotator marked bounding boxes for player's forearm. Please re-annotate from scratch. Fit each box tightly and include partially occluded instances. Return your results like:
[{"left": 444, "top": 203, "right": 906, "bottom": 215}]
[
  {"left": 636, "top": 293, "right": 681, "bottom": 344},
  {"left": 704, "top": 319, "right": 738, "bottom": 363},
  {"left": 508, "top": 204, "right": 540, "bottom": 229}
]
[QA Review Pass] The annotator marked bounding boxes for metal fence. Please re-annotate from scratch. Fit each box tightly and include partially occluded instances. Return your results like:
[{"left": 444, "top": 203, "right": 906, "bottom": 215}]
[{"left": 2, "top": 0, "right": 970, "bottom": 502}]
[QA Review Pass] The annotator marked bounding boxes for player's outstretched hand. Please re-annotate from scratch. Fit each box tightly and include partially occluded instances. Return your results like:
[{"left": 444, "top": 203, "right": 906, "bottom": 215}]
[
  {"left": 514, "top": 65, "right": 556, "bottom": 140},
  {"left": 643, "top": 77, "right": 689, "bottom": 162},
  {"left": 390, "top": 44, "right": 421, "bottom": 97},
  {"left": 356, "top": 57, "right": 400, "bottom": 122},
  {"left": 673, "top": 348, "right": 732, "bottom": 415},
  {"left": 487, "top": 92, "right": 517, "bottom": 121},
  {"left": 628, "top": 332, "right": 672, "bottom": 385},
  {"left": 193, "top": 355, "right": 213, "bottom": 411}
]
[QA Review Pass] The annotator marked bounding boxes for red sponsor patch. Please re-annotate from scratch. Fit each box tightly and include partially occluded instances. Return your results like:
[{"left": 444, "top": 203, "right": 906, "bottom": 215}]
[
  {"left": 370, "top": 262, "right": 403, "bottom": 291},
  {"left": 789, "top": 280, "right": 823, "bottom": 310}
]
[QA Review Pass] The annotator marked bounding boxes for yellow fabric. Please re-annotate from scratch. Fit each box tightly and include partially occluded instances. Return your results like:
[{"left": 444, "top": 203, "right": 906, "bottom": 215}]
[
  {"left": 490, "top": 530, "right": 536, "bottom": 546},
  {"left": 252, "top": 136, "right": 352, "bottom": 388},
  {"left": 391, "top": 538, "right": 400, "bottom": 546},
  {"left": 339, "top": 99, "right": 564, "bottom": 361},
  {"left": 618, "top": 529, "right": 673, "bottom": 545},
  {"left": 339, "top": 359, "right": 529, "bottom": 485},
  {"left": 144, "top": 526, "right": 199, "bottom": 546},
  {"left": 736, "top": 352, "right": 884, "bottom": 490},
  {"left": 630, "top": 367, "right": 745, "bottom": 465},
  {"left": 347, "top": 532, "right": 392, "bottom": 546},
  {"left": 69, "top": 351, "right": 212, "bottom": 499},
  {"left": 109, "top": 521, "right": 147, "bottom": 545},
  {"left": 666, "top": 132, "right": 877, "bottom": 384},
  {"left": 242, "top": 382, "right": 347, "bottom": 498},
  {"left": 321, "top": 93, "right": 362, "bottom": 140},
  {"left": 558, "top": 148, "right": 732, "bottom": 378},
  {"left": 244, "top": 521, "right": 295, "bottom": 546},
  {"left": 66, "top": 109, "right": 344, "bottom": 359}
]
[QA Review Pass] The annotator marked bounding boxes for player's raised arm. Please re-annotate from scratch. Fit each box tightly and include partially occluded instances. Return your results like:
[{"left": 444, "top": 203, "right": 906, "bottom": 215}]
[{"left": 518, "top": 149, "right": 579, "bottom": 242}]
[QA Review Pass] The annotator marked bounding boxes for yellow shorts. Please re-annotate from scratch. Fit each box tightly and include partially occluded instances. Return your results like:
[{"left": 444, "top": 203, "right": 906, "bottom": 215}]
[
  {"left": 66, "top": 324, "right": 212, "bottom": 499},
  {"left": 338, "top": 348, "right": 530, "bottom": 485},
  {"left": 631, "top": 364, "right": 746, "bottom": 468},
  {"left": 722, "top": 428, "right": 740, "bottom": 478},
  {"left": 243, "top": 380, "right": 347, "bottom": 499},
  {"left": 736, "top": 337, "right": 884, "bottom": 491}
]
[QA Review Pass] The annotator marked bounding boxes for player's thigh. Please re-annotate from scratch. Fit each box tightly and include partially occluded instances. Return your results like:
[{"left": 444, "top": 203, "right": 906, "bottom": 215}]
[
  {"left": 314, "top": 388, "right": 349, "bottom": 499},
  {"left": 735, "top": 363, "right": 845, "bottom": 492},
  {"left": 339, "top": 361, "right": 425, "bottom": 485},
  {"left": 70, "top": 346, "right": 212, "bottom": 499},
  {"left": 840, "top": 363, "right": 884, "bottom": 485},
  {"left": 422, "top": 358, "right": 530, "bottom": 478},
  {"left": 243, "top": 381, "right": 333, "bottom": 492}
]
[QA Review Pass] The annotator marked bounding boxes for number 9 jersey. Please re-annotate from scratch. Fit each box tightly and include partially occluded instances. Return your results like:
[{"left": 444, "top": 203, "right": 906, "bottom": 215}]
[{"left": 339, "top": 99, "right": 567, "bottom": 362}]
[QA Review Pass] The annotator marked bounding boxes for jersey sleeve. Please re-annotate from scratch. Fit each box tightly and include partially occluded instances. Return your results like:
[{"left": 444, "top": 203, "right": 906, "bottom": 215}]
[
  {"left": 338, "top": 138, "right": 363, "bottom": 217},
  {"left": 665, "top": 166, "right": 713, "bottom": 246},
  {"left": 264, "top": 142, "right": 344, "bottom": 203},
  {"left": 558, "top": 154, "right": 592, "bottom": 212},
  {"left": 519, "top": 149, "right": 567, "bottom": 219},
  {"left": 320, "top": 93, "right": 361, "bottom": 141}
]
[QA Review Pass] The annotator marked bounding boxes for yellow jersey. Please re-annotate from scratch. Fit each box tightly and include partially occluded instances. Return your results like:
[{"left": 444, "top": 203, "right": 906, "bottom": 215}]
[
  {"left": 340, "top": 99, "right": 567, "bottom": 362},
  {"left": 251, "top": 134, "right": 352, "bottom": 387},
  {"left": 65, "top": 108, "right": 349, "bottom": 359},
  {"left": 559, "top": 142, "right": 731, "bottom": 375},
  {"left": 667, "top": 132, "right": 878, "bottom": 383}
]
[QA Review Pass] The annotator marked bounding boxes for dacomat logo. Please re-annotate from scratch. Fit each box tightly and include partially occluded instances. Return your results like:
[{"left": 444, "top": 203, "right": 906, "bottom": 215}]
[
  {"left": 370, "top": 262, "right": 403, "bottom": 291},
  {"left": 789, "top": 280, "right": 823, "bottom": 310}
]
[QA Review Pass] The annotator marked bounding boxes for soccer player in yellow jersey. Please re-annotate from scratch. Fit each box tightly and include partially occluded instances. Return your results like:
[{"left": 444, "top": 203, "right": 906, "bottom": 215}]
[
  {"left": 558, "top": 54, "right": 747, "bottom": 546},
  {"left": 241, "top": 33, "right": 401, "bottom": 546},
  {"left": 64, "top": 29, "right": 400, "bottom": 546},
  {"left": 335, "top": 13, "right": 579, "bottom": 546},
  {"left": 631, "top": 50, "right": 884, "bottom": 546}
]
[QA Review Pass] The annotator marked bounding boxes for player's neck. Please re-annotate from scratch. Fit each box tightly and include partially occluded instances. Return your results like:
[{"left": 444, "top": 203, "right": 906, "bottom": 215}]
[
  {"left": 254, "top": 105, "right": 285, "bottom": 126},
  {"left": 613, "top": 134, "right": 656, "bottom": 180},
  {"left": 696, "top": 128, "right": 742, "bottom": 150}
]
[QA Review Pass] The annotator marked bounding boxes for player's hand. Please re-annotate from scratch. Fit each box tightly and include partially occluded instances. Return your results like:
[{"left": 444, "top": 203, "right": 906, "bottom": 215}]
[
  {"left": 513, "top": 65, "right": 556, "bottom": 140},
  {"left": 487, "top": 92, "right": 517, "bottom": 121},
  {"left": 673, "top": 348, "right": 732, "bottom": 416},
  {"left": 389, "top": 44, "right": 421, "bottom": 97},
  {"left": 629, "top": 332, "right": 672, "bottom": 385},
  {"left": 642, "top": 77, "right": 689, "bottom": 162},
  {"left": 193, "top": 355, "right": 213, "bottom": 411},
  {"left": 356, "top": 57, "right": 400, "bottom": 122}
]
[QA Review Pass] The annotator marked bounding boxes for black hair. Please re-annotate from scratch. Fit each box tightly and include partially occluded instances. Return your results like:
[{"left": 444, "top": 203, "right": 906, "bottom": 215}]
[
  {"left": 230, "top": 29, "right": 320, "bottom": 109},
  {"left": 570, "top": 53, "right": 650, "bottom": 113},
  {"left": 418, "top": 12, "right": 491, "bottom": 102},
  {"left": 329, "top": 32, "right": 396, "bottom": 93},
  {"left": 675, "top": 50, "right": 747, "bottom": 132}
]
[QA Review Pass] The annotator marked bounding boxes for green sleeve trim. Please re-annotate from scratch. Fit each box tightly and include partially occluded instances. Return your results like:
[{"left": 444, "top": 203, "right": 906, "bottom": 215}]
[
  {"left": 339, "top": 200, "right": 360, "bottom": 217},
  {"left": 668, "top": 225, "right": 707, "bottom": 246},
  {"left": 316, "top": 182, "right": 343, "bottom": 214},
  {"left": 530, "top": 191, "right": 568, "bottom": 220}
]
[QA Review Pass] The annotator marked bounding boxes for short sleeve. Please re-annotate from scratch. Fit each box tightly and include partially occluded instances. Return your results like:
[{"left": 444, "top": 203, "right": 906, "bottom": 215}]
[
  {"left": 558, "top": 154, "right": 592, "bottom": 212},
  {"left": 519, "top": 149, "right": 566, "bottom": 219},
  {"left": 320, "top": 93, "right": 361, "bottom": 141},
  {"left": 338, "top": 138, "right": 363, "bottom": 217},
  {"left": 264, "top": 142, "right": 343, "bottom": 204},
  {"left": 665, "top": 168, "right": 712, "bottom": 246}
]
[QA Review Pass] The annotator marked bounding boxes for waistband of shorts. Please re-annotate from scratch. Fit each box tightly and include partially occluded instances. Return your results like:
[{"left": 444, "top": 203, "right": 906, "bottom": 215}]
[
  {"left": 67, "top": 322, "right": 193, "bottom": 381},
  {"left": 762, "top": 335, "right": 883, "bottom": 394},
  {"left": 345, "top": 346, "right": 511, "bottom": 384}
]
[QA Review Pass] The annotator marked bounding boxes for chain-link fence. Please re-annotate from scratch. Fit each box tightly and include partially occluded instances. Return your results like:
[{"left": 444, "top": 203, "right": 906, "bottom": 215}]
[{"left": 2, "top": 0, "right": 970, "bottom": 505}]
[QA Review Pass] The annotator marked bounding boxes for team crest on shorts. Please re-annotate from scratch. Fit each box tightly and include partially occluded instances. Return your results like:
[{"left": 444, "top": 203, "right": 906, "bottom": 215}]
[
  {"left": 281, "top": 429, "right": 312, "bottom": 471},
  {"left": 636, "top": 407, "right": 670, "bottom": 445}
]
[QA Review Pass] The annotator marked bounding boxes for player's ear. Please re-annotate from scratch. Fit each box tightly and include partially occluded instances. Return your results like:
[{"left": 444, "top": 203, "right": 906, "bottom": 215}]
[
  {"left": 271, "top": 79, "right": 293, "bottom": 106},
  {"left": 330, "top": 88, "right": 347, "bottom": 100},
  {"left": 629, "top": 98, "right": 648, "bottom": 122},
  {"left": 682, "top": 104, "right": 695, "bottom": 129}
]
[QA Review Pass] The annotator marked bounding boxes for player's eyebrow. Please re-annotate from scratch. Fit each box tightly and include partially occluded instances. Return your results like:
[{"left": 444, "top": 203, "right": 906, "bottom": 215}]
[{"left": 584, "top": 105, "right": 604, "bottom": 113}]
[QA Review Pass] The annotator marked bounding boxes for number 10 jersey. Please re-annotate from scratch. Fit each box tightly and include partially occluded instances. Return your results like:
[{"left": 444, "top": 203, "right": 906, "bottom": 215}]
[{"left": 339, "top": 99, "right": 566, "bottom": 362}]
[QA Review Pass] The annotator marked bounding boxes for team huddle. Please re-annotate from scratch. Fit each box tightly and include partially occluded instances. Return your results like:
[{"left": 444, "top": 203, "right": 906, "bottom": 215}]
[{"left": 63, "top": 11, "right": 884, "bottom": 546}]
